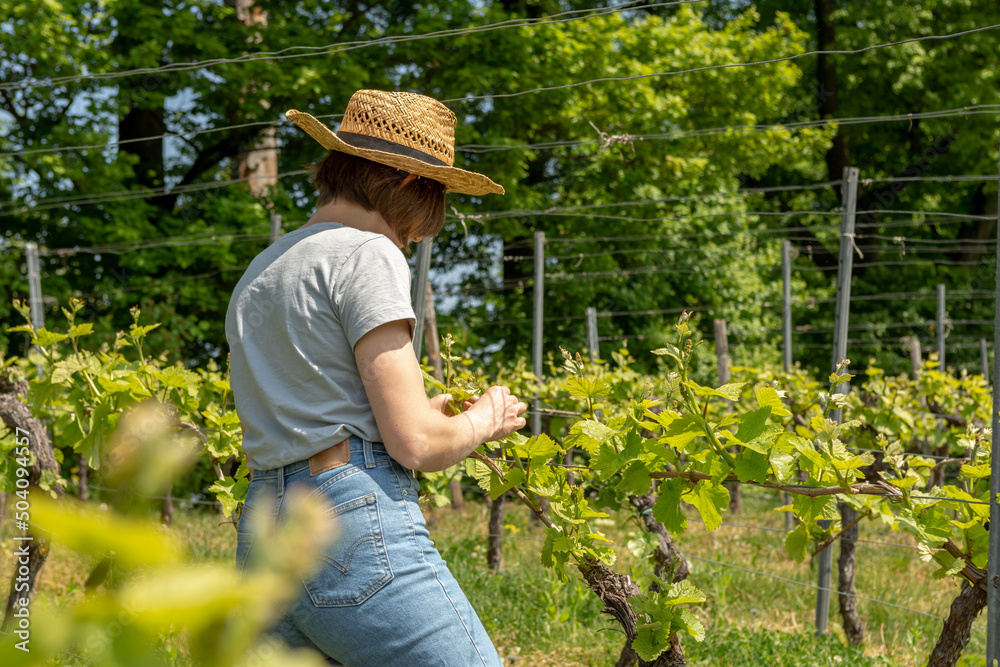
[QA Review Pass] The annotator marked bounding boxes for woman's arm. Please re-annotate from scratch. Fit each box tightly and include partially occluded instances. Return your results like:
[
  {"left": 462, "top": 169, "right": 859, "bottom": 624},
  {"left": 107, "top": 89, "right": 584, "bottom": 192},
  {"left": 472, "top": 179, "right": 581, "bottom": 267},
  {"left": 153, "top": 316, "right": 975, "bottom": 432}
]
[{"left": 354, "top": 319, "right": 527, "bottom": 472}]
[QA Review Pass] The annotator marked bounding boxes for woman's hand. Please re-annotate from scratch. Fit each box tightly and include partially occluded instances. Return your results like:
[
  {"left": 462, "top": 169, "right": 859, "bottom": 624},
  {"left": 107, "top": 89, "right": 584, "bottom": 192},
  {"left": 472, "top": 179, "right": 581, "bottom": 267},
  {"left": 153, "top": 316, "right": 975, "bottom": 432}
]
[
  {"left": 428, "top": 393, "right": 458, "bottom": 416},
  {"left": 464, "top": 385, "right": 527, "bottom": 443}
]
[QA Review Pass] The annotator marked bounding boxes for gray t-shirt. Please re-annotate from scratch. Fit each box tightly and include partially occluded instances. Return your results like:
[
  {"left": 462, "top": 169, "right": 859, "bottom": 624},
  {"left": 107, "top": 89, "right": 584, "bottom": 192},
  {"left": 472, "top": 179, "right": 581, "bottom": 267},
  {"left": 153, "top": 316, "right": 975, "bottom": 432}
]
[{"left": 226, "top": 222, "right": 415, "bottom": 471}]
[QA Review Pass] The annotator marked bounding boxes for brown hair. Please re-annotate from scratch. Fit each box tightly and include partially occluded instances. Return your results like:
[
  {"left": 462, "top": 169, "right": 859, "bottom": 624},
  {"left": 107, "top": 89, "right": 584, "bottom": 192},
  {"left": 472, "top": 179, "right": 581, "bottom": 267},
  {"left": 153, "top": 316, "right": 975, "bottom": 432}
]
[{"left": 306, "top": 151, "right": 447, "bottom": 245}]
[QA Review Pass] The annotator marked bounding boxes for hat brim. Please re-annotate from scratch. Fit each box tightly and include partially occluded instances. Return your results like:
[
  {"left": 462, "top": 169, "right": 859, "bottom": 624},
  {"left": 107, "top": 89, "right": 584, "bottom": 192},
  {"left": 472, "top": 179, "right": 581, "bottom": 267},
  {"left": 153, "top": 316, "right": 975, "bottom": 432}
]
[{"left": 286, "top": 110, "right": 504, "bottom": 196}]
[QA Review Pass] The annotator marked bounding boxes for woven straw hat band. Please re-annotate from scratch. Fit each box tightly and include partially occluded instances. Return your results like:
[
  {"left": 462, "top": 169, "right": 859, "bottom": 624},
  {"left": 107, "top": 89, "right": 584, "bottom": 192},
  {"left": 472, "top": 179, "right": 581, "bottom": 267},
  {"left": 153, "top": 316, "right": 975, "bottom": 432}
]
[{"left": 339, "top": 90, "right": 457, "bottom": 167}]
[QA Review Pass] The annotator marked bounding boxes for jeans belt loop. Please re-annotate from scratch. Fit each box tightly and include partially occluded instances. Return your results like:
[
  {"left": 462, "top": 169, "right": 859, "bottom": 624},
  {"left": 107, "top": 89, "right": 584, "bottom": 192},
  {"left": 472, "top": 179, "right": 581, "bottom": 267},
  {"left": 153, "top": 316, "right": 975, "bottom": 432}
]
[{"left": 363, "top": 438, "right": 376, "bottom": 469}]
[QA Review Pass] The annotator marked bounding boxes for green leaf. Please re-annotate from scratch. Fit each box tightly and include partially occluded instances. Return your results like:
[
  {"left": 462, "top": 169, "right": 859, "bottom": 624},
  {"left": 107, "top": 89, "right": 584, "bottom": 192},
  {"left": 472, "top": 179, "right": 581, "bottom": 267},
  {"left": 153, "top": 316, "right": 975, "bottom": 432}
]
[
  {"left": 564, "top": 419, "right": 616, "bottom": 454},
  {"left": 562, "top": 376, "right": 611, "bottom": 401},
  {"left": 683, "top": 379, "right": 746, "bottom": 401},
  {"left": 734, "top": 450, "right": 770, "bottom": 483},
  {"left": 32, "top": 495, "right": 181, "bottom": 566},
  {"left": 664, "top": 580, "right": 707, "bottom": 606},
  {"left": 659, "top": 414, "right": 704, "bottom": 451},
  {"left": 489, "top": 467, "right": 526, "bottom": 500},
  {"left": 754, "top": 384, "right": 791, "bottom": 417},
  {"left": 68, "top": 322, "right": 94, "bottom": 338},
  {"left": 32, "top": 328, "right": 69, "bottom": 347},
  {"left": 78, "top": 400, "right": 114, "bottom": 467},
  {"left": 632, "top": 620, "right": 672, "bottom": 662},
  {"left": 129, "top": 323, "right": 161, "bottom": 339},
  {"left": 687, "top": 481, "right": 729, "bottom": 531},
  {"left": 514, "top": 434, "right": 559, "bottom": 465},
  {"left": 674, "top": 607, "right": 706, "bottom": 642},
  {"left": 617, "top": 460, "right": 653, "bottom": 496},
  {"left": 960, "top": 463, "right": 991, "bottom": 480},
  {"left": 464, "top": 457, "right": 493, "bottom": 492},
  {"left": 653, "top": 479, "right": 687, "bottom": 534},
  {"left": 791, "top": 495, "right": 840, "bottom": 524},
  {"left": 785, "top": 523, "right": 811, "bottom": 562},
  {"left": 98, "top": 375, "right": 133, "bottom": 394},
  {"left": 769, "top": 449, "right": 796, "bottom": 482},
  {"left": 735, "top": 406, "right": 771, "bottom": 443},
  {"left": 209, "top": 477, "right": 241, "bottom": 517}
]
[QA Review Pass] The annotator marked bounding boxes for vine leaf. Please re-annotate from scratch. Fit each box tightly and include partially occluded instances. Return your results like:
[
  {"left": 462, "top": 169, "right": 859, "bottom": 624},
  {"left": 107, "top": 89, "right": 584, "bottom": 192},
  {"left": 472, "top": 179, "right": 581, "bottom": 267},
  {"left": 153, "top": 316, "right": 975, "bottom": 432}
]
[
  {"left": 735, "top": 406, "right": 771, "bottom": 442},
  {"left": 791, "top": 494, "right": 839, "bottom": 523},
  {"left": 734, "top": 451, "right": 769, "bottom": 483},
  {"left": 489, "top": 468, "right": 526, "bottom": 500},
  {"left": 564, "top": 419, "right": 616, "bottom": 453},
  {"left": 754, "top": 384, "right": 791, "bottom": 417},
  {"left": 514, "top": 434, "right": 559, "bottom": 465},
  {"left": 653, "top": 478, "right": 687, "bottom": 534},
  {"left": 682, "top": 379, "right": 746, "bottom": 401},
  {"left": 785, "top": 523, "right": 811, "bottom": 561},
  {"left": 687, "top": 481, "right": 729, "bottom": 531}
]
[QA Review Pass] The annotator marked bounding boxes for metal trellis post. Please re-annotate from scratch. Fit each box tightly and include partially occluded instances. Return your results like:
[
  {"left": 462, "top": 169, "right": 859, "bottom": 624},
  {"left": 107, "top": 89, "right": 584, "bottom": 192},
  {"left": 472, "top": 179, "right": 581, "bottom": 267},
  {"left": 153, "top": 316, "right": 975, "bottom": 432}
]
[
  {"left": 26, "top": 242, "right": 44, "bottom": 332},
  {"left": 782, "top": 240, "right": 792, "bottom": 372},
  {"left": 986, "top": 135, "right": 1000, "bottom": 667},
  {"left": 714, "top": 319, "right": 730, "bottom": 385},
  {"left": 907, "top": 337, "right": 923, "bottom": 379},
  {"left": 586, "top": 306, "right": 599, "bottom": 364},
  {"left": 532, "top": 232, "right": 545, "bottom": 437},
  {"left": 817, "top": 166, "right": 859, "bottom": 636},
  {"left": 411, "top": 237, "right": 433, "bottom": 359},
  {"left": 937, "top": 283, "right": 947, "bottom": 371},
  {"left": 982, "top": 338, "right": 990, "bottom": 382},
  {"left": 269, "top": 212, "right": 282, "bottom": 245}
]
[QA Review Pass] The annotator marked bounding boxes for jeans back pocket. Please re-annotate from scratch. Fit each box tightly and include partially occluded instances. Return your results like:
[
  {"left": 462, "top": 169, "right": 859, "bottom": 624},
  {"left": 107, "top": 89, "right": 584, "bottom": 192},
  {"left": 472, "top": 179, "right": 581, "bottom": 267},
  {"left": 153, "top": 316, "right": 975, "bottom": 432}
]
[{"left": 301, "top": 493, "right": 393, "bottom": 607}]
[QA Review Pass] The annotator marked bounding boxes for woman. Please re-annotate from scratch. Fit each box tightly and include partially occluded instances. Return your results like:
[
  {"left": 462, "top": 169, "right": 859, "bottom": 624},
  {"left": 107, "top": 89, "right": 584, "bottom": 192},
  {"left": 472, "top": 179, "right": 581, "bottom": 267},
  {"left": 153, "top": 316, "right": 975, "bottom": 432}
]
[{"left": 226, "top": 90, "right": 527, "bottom": 666}]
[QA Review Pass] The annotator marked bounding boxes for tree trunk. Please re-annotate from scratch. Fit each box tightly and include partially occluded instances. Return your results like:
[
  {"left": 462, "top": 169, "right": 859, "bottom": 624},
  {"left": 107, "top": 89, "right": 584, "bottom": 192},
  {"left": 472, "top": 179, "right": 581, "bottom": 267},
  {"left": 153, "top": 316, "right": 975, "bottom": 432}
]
[
  {"left": 813, "top": 0, "right": 850, "bottom": 183},
  {"left": 613, "top": 493, "right": 691, "bottom": 667},
  {"left": 487, "top": 493, "right": 506, "bottom": 571},
  {"left": 232, "top": 0, "right": 279, "bottom": 197},
  {"left": 449, "top": 479, "right": 464, "bottom": 512},
  {"left": 630, "top": 493, "right": 690, "bottom": 585},
  {"left": 161, "top": 485, "right": 174, "bottom": 526},
  {"left": 926, "top": 581, "right": 986, "bottom": 667},
  {"left": 579, "top": 558, "right": 685, "bottom": 667},
  {"left": 424, "top": 281, "right": 444, "bottom": 382},
  {"left": 78, "top": 453, "right": 89, "bottom": 501},
  {"left": 0, "top": 373, "right": 64, "bottom": 631},
  {"left": 837, "top": 503, "right": 865, "bottom": 645}
]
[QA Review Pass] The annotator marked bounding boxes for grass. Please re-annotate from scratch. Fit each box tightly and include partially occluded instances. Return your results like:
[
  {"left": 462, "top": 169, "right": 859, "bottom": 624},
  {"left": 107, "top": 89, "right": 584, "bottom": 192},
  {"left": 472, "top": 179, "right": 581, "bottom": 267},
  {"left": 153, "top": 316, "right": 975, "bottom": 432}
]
[{"left": 0, "top": 487, "right": 988, "bottom": 666}]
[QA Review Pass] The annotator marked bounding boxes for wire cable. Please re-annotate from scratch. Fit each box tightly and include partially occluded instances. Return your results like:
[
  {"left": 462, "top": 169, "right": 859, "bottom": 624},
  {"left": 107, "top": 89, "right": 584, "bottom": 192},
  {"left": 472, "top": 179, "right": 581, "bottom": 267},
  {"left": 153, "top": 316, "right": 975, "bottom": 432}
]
[
  {"left": 1, "top": 0, "right": 696, "bottom": 91},
  {"left": 687, "top": 555, "right": 948, "bottom": 621},
  {"left": 444, "top": 23, "right": 1000, "bottom": 104}
]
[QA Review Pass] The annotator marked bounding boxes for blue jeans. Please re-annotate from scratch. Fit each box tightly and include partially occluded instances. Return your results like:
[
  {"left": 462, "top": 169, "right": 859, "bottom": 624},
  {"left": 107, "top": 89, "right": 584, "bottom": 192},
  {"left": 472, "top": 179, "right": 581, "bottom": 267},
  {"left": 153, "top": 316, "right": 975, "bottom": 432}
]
[{"left": 236, "top": 436, "right": 503, "bottom": 667}]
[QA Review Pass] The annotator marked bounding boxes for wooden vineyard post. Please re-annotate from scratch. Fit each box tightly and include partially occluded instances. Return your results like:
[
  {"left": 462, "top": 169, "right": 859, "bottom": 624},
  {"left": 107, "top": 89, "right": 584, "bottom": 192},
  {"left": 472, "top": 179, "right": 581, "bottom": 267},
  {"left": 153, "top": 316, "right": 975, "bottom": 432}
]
[
  {"left": 423, "top": 281, "right": 444, "bottom": 384},
  {"left": 411, "top": 237, "right": 433, "bottom": 359},
  {"left": 907, "top": 336, "right": 923, "bottom": 379},
  {"left": 817, "top": 166, "right": 864, "bottom": 644},
  {"left": 1, "top": 373, "right": 65, "bottom": 631},
  {"left": 586, "top": 307, "right": 599, "bottom": 364},
  {"left": 714, "top": 319, "right": 740, "bottom": 514},
  {"left": 269, "top": 212, "right": 282, "bottom": 245}
]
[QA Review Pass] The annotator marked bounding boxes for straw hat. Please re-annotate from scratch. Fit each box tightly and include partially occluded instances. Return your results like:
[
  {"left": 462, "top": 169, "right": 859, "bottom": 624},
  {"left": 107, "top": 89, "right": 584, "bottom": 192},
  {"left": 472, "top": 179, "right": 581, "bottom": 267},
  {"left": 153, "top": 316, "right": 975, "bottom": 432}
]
[{"left": 286, "top": 90, "right": 504, "bottom": 196}]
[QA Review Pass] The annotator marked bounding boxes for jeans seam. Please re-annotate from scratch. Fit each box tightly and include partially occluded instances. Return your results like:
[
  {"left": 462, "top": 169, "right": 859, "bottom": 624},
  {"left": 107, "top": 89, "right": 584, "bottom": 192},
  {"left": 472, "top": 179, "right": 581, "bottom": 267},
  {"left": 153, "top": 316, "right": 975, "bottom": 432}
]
[{"left": 399, "top": 487, "right": 490, "bottom": 666}]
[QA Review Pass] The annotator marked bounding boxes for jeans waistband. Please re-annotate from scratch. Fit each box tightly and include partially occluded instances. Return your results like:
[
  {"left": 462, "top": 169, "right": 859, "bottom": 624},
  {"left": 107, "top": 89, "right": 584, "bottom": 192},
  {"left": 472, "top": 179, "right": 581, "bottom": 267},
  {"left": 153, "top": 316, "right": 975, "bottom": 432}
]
[{"left": 250, "top": 436, "right": 387, "bottom": 480}]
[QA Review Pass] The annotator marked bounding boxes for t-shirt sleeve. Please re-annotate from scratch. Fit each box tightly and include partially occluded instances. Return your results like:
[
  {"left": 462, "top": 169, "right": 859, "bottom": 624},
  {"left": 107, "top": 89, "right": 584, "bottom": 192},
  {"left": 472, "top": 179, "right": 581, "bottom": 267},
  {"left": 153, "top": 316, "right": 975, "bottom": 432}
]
[{"left": 332, "top": 237, "right": 416, "bottom": 349}]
